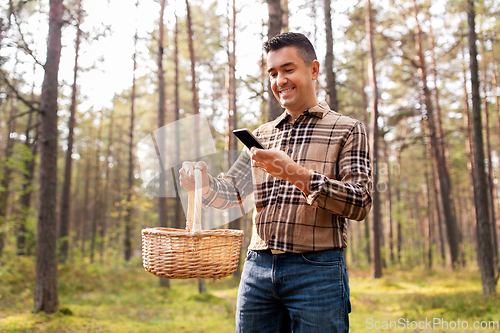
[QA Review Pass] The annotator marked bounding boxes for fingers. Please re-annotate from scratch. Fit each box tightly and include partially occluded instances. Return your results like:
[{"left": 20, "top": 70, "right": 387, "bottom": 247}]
[
  {"left": 179, "top": 161, "right": 209, "bottom": 191},
  {"left": 182, "top": 161, "right": 194, "bottom": 174},
  {"left": 194, "top": 161, "right": 207, "bottom": 173},
  {"left": 179, "top": 162, "right": 196, "bottom": 190}
]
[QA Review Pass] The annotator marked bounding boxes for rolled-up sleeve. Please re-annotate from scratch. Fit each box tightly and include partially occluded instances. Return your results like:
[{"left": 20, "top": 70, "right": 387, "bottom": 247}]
[
  {"left": 304, "top": 121, "right": 372, "bottom": 221},
  {"left": 202, "top": 149, "right": 254, "bottom": 210}
]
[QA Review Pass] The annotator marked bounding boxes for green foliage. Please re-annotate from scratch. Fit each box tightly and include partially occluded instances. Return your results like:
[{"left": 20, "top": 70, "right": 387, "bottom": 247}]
[
  {"left": 349, "top": 267, "right": 500, "bottom": 332},
  {"left": 0, "top": 257, "right": 238, "bottom": 332},
  {"left": 0, "top": 255, "right": 35, "bottom": 312},
  {"left": 1, "top": 259, "right": 499, "bottom": 333}
]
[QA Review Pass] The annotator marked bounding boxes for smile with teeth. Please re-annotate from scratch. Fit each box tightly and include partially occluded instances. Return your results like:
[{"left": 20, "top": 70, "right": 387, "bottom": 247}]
[{"left": 280, "top": 87, "right": 294, "bottom": 94}]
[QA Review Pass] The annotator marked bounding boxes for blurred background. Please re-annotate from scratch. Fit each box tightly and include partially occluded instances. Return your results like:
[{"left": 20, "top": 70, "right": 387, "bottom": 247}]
[{"left": 0, "top": 0, "right": 499, "bottom": 331}]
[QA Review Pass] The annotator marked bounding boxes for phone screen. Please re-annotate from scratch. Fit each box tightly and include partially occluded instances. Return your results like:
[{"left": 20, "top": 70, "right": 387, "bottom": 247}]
[{"left": 233, "top": 129, "right": 265, "bottom": 150}]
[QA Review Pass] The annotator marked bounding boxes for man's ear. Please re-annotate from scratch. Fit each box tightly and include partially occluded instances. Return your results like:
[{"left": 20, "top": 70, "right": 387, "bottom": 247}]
[{"left": 311, "top": 60, "right": 320, "bottom": 80}]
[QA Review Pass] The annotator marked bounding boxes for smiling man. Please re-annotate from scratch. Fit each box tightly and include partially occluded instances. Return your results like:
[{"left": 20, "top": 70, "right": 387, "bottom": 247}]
[{"left": 179, "top": 32, "right": 372, "bottom": 333}]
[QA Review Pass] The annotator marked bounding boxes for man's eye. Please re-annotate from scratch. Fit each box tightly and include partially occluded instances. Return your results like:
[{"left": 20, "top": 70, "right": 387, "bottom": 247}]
[
  {"left": 285, "top": 69, "right": 293, "bottom": 73},
  {"left": 270, "top": 73, "right": 277, "bottom": 78}
]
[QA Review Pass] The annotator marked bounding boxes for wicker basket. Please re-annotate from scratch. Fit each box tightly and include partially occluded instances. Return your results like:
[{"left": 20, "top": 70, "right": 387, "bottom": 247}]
[{"left": 141, "top": 169, "right": 244, "bottom": 279}]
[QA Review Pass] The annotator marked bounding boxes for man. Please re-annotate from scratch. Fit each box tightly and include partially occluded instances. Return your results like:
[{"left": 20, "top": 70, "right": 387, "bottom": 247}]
[{"left": 180, "top": 32, "right": 372, "bottom": 333}]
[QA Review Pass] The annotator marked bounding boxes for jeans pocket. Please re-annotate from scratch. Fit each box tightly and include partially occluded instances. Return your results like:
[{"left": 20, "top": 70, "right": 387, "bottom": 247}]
[{"left": 299, "top": 249, "right": 343, "bottom": 266}]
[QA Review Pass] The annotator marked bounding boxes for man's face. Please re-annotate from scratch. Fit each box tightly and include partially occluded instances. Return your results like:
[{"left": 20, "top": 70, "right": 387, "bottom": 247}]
[{"left": 267, "top": 46, "right": 319, "bottom": 114}]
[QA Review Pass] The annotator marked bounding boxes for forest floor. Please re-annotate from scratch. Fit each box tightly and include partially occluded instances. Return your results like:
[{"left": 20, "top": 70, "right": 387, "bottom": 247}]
[{"left": 0, "top": 255, "right": 500, "bottom": 333}]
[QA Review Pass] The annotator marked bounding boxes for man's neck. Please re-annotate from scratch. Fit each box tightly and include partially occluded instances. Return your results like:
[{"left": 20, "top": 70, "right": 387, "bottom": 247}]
[{"left": 287, "top": 102, "right": 318, "bottom": 121}]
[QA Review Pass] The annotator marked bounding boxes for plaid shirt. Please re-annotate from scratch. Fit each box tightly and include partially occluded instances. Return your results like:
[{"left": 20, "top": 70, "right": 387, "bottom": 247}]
[{"left": 203, "top": 101, "right": 372, "bottom": 253}]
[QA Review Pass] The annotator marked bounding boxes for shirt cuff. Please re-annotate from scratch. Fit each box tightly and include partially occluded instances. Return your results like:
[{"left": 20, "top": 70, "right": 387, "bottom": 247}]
[{"left": 304, "top": 170, "right": 326, "bottom": 207}]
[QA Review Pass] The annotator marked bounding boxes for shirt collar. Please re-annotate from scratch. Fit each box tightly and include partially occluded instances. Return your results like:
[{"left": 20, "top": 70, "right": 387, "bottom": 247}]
[{"left": 273, "top": 101, "right": 330, "bottom": 128}]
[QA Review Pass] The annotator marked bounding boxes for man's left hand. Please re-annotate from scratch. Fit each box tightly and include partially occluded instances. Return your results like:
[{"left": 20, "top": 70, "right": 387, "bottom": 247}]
[
  {"left": 250, "top": 148, "right": 295, "bottom": 179},
  {"left": 250, "top": 148, "right": 312, "bottom": 195}
]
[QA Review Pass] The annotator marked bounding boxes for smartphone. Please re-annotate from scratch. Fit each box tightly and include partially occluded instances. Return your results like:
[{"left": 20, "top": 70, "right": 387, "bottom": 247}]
[{"left": 233, "top": 128, "right": 265, "bottom": 150}]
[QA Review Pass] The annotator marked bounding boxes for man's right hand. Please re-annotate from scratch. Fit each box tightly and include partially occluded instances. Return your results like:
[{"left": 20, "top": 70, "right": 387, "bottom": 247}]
[{"left": 179, "top": 161, "right": 210, "bottom": 193}]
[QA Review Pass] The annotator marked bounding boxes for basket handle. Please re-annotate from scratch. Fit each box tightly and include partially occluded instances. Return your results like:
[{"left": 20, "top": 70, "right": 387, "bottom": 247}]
[{"left": 186, "top": 168, "right": 203, "bottom": 233}]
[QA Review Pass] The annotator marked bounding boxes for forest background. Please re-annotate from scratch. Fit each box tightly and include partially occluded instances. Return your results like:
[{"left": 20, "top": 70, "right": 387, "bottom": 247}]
[{"left": 1, "top": 0, "right": 500, "bottom": 331}]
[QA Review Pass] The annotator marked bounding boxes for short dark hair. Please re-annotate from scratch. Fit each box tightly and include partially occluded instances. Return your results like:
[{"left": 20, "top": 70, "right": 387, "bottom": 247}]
[{"left": 263, "top": 32, "right": 317, "bottom": 65}]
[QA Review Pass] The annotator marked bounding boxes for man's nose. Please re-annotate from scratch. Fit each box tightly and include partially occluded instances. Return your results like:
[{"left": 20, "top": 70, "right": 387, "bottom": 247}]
[{"left": 277, "top": 72, "right": 288, "bottom": 86}]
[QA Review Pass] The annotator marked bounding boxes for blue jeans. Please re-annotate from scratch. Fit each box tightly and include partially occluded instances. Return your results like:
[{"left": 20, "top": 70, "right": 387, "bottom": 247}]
[{"left": 235, "top": 249, "right": 351, "bottom": 333}]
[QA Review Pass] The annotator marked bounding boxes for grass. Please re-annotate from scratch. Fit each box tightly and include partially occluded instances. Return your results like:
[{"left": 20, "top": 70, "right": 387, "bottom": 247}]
[
  {"left": 1, "top": 256, "right": 500, "bottom": 332},
  {"left": 0, "top": 256, "right": 238, "bottom": 333}
]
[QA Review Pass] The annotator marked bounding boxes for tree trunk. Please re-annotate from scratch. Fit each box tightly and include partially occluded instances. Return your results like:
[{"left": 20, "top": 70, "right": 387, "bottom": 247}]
[
  {"left": 58, "top": 0, "right": 82, "bottom": 263},
  {"left": 281, "top": 0, "right": 288, "bottom": 32},
  {"left": 467, "top": 0, "right": 496, "bottom": 296},
  {"left": 101, "top": 107, "right": 114, "bottom": 261},
  {"left": 462, "top": 47, "right": 477, "bottom": 266},
  {"left": 480, "top": 41, "right": 498, "bottom": 266},
  {"left": 0, "top": 87, "right": 16, "bottom": 258},
  {"left": 124, "top": 21, "right": 138, "bottom": 262},
  {"left": 366, "top": 0, "right": 382, "bottom": 278},
  {"left": 361, "top": 56, "right": 371, "bottom": 264},
  {"left": 225, "top": 0, "right": 238, "bottom": 168},
  {"left": 423, "top": 147, "right": 433, "bottom": 269},
  {"left": 266, "top": 0, "right": 283, "bottom": 121},
  {"left": 90, "top": 112, "right": 103, "bottom": 263},
  {"left": 413, "top": 0, "right": 460, "bottom": 268},
  {"left": 225, "top": 0, "right": 242, "bottom": 278},
  {"left": 157, "top": 0, "right": 170, "bottom": 288},
  {"left": 427, "top": 8, "right": 446, "bottom": 152},
  {"left": 111, "top": 123, "right": 124, "bottom": 246},
  {"left": 174, "top": 11, "right": 182, "bottom": 230},
  {"left": 462, "top": 45, "right": 477, "bottom": 221},
  {"left": 323, "top": 0, "right": 338, "bottom": 111},
  {"left": 383, "top": 140, "right": 394, "bottom": 264},
  {"left": 395, "top": 147, "right": 404, "bottom": 264},
  {"left": 80, "top": 148, "right": 91, "bottom": 255},
  {"left": 489, "top": 45, "right": 500, "bottom": 263},
  {"left": 34, "top": 0, "right": 63, "bottom": 314},
  {"left": 185, "top": 0, "right": 206, "bottom": 294}
]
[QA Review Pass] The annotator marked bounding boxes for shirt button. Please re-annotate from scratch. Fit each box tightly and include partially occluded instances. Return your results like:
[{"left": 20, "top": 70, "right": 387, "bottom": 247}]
[
  {"left": 272, "top": 235, "right": 276, "bottom": 239},
  {"left": 288, "top": 149, "right": 293, "bottom": 154},
  {"left": 277, "top": 205, "right": 281, "bottom": 209}
]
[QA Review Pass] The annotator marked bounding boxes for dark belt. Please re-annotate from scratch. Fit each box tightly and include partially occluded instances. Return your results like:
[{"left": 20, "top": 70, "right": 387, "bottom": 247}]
[{"left": 262, "top": 248, "right": 344, "bottom": 255}]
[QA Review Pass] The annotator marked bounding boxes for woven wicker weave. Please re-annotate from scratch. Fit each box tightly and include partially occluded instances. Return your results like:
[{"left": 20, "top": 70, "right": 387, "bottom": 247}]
[{"left": 142, "top": 169, "right": 244, "bottom": 279}]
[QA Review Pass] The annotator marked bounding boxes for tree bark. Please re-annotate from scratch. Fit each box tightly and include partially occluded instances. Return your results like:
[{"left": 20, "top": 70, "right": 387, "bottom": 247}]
[
  {"left": 185, "top": 0, "right": 206, "bottom": 294},
  {"left": 423, "top": 147, "right": 433, "bottom": 269},
  {"left": 281, "top": 0, "right": 288, "bottom": 32},
  {"left": 462, "top": 46, "right": 477, "bottom": 219},
  {"left": 0, "top": 85, "right": 16, "bottom": 258},
  {"left": 413, "top": 0, "right": 460, "bottom": 268},
  {"left": 58, "top": 0, "right": 82, "bottom": 263},
  {"left": 266, "top": 0, "right": 283, "bottom": 121},
  {"left": 225, "top": 0, "right": 238, "bottom": 168},
  {"left": 225, "top": 0, "right": 242, "bottom": 278},
  {"left": 124, "top": 20, "right": 138, "bottom": 262},
  {"left": 489, "top": 45, "right": 500, "bottom": 263},
  {"left": 382, "top": 140, "right": 394, "bottom": 264},
  {"left": 157, "top": 0, "right": 170, "bottom": 288},
  {"left": 80, "top": 148, "right": 91, "bottom": 254},
  {"left": 361, "top": 55, "right": 371, "bottom": 264},
  {"left": 480, "top": 41, "right": 498, "bottom": 266},
  {"left": 174, "top": 11, "right": 182, "bottom": 230},
  {"left": 467, "top": 0, "right": 496, "bottom": 296},
  {"left": 101, "top": 107, "right": 114, "bottom": 261},
  {"left": 366, "top": 0, "right": 382, "bottom": 278},
  {"left": 323, "top": 0, "right": 338, "bottom": 111},
  {"left": 90, "top": 111, "right": 103, "bottom": 263},
  {"left": 34, "top": 0, "right": 63, "bottom": 314}
]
